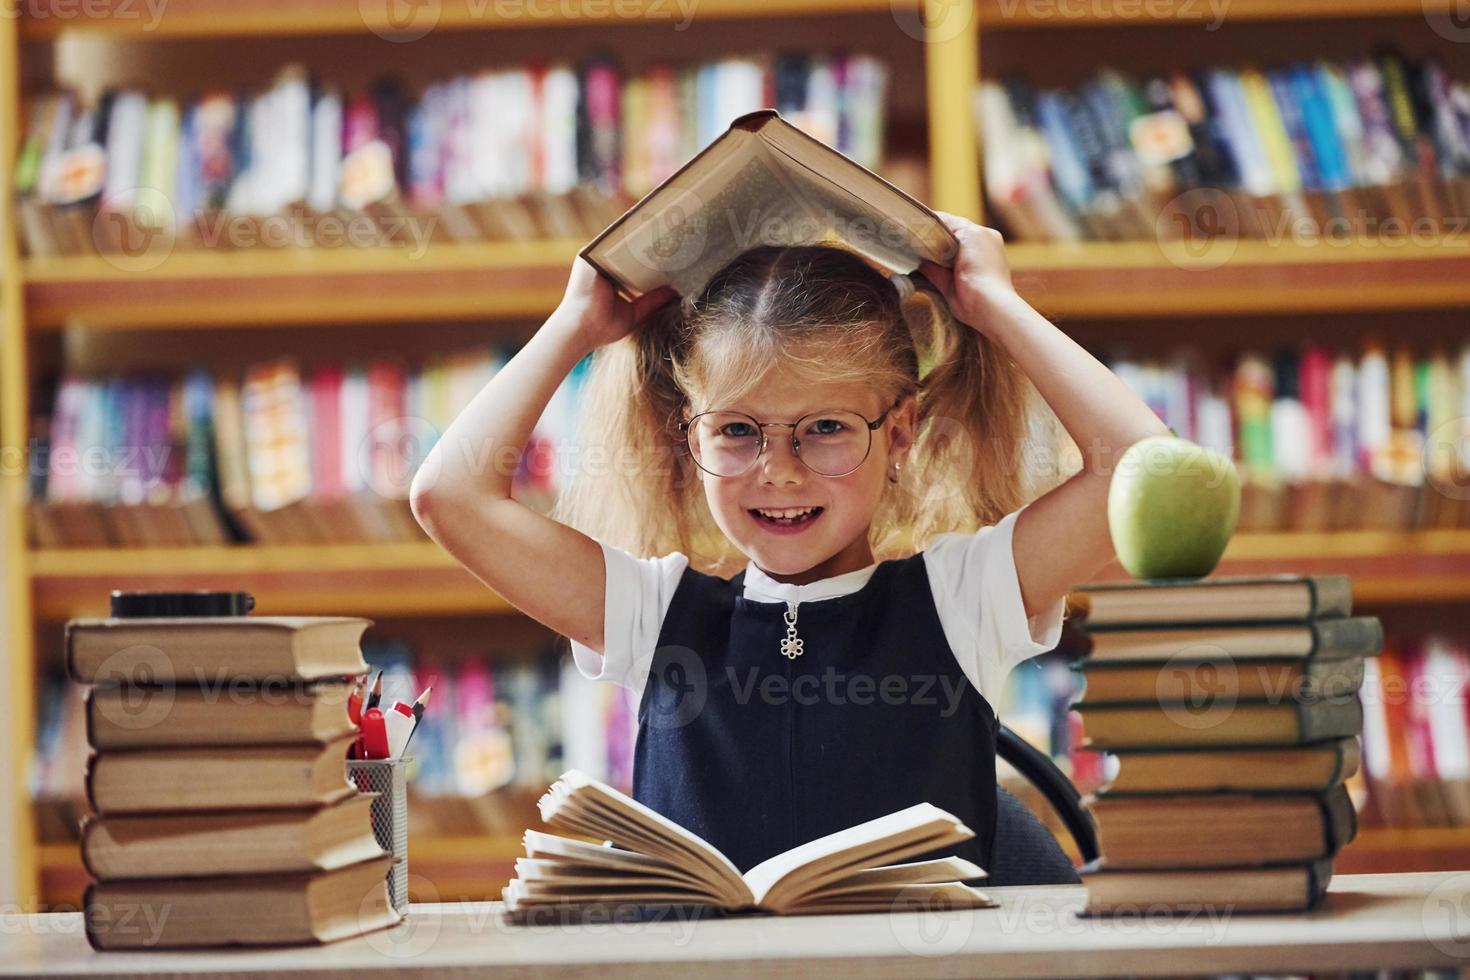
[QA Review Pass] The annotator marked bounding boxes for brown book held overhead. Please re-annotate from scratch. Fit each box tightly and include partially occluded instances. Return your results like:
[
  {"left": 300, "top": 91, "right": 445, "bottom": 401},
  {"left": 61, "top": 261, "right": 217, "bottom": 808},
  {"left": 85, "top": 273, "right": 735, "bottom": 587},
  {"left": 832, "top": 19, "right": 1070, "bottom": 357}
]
[
  {"left": 66, "top": 616, "right": 370, "bottom": 684},
  {"left": 1077, "top": 696, "right": 1363, "bottom": 750},
  {"left": 80, "top": 794, "right": 384, "bottom": 879},
  {"left": 85, "top": 680, "right": 357, "bottom": 750},
  {"left": 578, "top": 109, "right": 958, "bottom": 302},
  {"left": 1100, "top": 737, "right": 1362, "bottom": 796},
  {"left": 86, "top": 737, "right": 356, "bottom": 814},
  {"left": 1075, "top": 575, "right": 1352, "bottom": 629},
  {"left": 84, "top": 855, "right": 399, "bottom": 949},
  {"left": 1085, "top": 784, "right": 1357, "bottom": 870},
  {"left": 1083, "top": 857, "right": 1335, "bottom": 915},
  {"left": 503, "top": 770, "right": 994, "bottom": 918}
]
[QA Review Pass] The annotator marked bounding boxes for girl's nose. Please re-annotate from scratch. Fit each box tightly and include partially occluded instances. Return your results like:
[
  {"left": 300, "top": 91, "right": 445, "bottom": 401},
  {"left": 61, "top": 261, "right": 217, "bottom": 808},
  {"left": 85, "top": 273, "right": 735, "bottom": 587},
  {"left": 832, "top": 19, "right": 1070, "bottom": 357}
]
[{"left": 757, "top": 437, "right": 805, "bottom": 484}]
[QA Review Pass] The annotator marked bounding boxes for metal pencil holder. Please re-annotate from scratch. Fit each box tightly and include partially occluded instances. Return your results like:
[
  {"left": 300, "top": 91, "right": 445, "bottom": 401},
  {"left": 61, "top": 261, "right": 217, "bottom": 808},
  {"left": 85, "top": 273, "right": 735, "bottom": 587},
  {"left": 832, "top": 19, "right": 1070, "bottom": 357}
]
[{"left": 347, "top": 756, "right": 410, "bottom": 915}]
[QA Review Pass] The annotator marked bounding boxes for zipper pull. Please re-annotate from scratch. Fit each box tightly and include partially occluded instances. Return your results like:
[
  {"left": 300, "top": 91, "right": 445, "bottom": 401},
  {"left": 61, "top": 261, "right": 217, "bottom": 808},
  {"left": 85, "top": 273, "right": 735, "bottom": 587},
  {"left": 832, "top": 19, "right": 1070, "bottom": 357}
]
[{"left": 781, "top": 601, "right": 804, "bottom": 660}]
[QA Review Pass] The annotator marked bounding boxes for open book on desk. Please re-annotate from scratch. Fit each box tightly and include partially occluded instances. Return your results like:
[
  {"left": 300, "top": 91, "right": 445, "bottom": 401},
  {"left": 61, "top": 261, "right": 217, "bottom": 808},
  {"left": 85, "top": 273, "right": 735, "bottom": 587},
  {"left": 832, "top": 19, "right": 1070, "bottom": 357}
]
[{"left": 502, "top": 770, "right": 996, "bottom": 918}]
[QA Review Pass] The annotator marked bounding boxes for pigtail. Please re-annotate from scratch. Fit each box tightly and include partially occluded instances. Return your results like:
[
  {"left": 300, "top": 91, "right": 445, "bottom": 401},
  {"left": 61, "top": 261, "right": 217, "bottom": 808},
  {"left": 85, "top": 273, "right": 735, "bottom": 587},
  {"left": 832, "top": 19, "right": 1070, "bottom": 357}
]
[
  {"left": 878, "top": 272, "right": 1054, "bottom": 554},
  {"left": 551, "top": 299, "right": 728, "bottom": 568}
]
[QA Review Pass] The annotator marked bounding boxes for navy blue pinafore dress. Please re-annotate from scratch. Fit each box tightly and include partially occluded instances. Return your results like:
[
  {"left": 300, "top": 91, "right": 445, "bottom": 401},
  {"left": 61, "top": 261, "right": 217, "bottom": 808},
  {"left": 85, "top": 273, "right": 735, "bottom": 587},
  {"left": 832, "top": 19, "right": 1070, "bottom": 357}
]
[{"left": 631, "top": 551, "right": 1000, "bottom": 876}]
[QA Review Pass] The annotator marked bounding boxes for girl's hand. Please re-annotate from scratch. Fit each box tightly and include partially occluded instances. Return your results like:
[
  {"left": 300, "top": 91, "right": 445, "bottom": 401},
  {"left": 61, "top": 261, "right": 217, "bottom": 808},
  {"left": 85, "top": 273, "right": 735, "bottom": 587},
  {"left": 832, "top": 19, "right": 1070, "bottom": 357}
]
[
  {"left": 554, "top": 257, "right": 679, "bottom": 350},
  {"left": 917, "top": 211, "right": 1018, "bottom": 335}
]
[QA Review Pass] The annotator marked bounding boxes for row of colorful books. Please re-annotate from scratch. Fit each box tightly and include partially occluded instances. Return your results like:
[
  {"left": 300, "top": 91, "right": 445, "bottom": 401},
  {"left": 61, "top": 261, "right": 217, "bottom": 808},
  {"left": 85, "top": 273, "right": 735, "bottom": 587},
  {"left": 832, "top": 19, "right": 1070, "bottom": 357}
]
[
  {"left": 1090, "top": 339, "right": 1470, "bottom": 533},
  {"left": 1360, "top": 636, "right": 1470, "bottom": 828},
  {"left": 979, "top": 50, "right": 1470, "bottom": 243},
  {"left": 25, "top": 347, "right": 588, "bottom": 547},
  {"left": 29, "top": 331, "right": 1470, "bottom": 548},
  {"left": 361, "top": 640, "right": 636, "bottom": 806},
  {"left": 16, "top": 51, "right": 890, "bottom": 258}
]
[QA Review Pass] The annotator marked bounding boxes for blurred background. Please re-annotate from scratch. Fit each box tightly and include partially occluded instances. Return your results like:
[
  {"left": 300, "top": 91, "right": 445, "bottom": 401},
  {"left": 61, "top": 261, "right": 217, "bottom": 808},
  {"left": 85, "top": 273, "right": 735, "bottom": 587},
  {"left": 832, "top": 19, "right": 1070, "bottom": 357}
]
[{"left": 4, "top": 0, "right": 1470, "bottom": 911}]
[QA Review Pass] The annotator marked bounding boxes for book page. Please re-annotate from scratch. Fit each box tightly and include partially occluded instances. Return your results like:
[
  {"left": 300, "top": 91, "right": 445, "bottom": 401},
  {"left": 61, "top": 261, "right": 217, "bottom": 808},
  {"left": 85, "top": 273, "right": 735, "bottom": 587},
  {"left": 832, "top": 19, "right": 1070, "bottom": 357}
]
[
  {"left": 540, "top": 771, "right": 749, "bottom": 903},
  {"left": 741, "top": 803, "right": 973, "bottom": 908}
]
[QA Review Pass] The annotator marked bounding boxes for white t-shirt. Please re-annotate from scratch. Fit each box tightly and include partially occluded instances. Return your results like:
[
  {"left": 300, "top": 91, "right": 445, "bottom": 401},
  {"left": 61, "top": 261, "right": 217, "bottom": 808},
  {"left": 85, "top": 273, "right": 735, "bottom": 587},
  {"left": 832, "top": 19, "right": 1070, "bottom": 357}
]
[{"left": 570, "top": 503, "right": 1067, "bottom": 706}]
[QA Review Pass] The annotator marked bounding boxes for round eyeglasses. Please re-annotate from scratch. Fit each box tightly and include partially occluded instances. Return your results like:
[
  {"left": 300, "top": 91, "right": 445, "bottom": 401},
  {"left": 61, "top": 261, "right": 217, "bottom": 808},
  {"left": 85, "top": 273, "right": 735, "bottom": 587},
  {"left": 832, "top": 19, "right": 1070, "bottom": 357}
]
[{"left": 677, "top": 401, "right": 897, "bottom": 478}]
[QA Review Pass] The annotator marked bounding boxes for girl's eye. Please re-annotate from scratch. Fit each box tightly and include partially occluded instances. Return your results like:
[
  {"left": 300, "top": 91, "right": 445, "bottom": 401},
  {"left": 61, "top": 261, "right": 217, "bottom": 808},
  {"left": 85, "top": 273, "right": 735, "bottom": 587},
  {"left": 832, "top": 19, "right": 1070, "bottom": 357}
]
[
  {"left": 719, "top": 422, "right": 757, "bottom": 438},
  {"left": 808, "top": 418, "right": 846, "bottom": 436}
]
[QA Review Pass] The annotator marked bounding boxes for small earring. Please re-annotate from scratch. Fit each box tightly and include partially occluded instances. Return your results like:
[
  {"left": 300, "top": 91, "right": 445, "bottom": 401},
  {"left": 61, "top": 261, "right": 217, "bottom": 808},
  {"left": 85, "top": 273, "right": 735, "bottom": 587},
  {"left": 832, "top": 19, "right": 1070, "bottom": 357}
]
[{"left": 888, "top": 461, "right": 902, "bottom": 485}]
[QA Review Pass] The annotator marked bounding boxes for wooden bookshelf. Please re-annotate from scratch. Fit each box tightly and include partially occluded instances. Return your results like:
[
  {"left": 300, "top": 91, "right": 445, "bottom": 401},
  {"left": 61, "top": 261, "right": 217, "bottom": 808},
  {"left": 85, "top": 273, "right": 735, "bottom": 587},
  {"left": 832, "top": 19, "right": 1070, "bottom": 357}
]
[
  {"left": 24, "top": 239, "right": 1470, "bottom": 328},
  {"left": 23, "top": 241, "right": 580, "bottom": 329},
  {"left": 4, "top": 0, "right": 1469, "bottom": 910},
  {"left": 18, "top": 0, "right": 904, "bottom": 40},
  {"left": 26, "top": 530, "right": 1470, "bottom": 624},
  {"left": 1008, "top": 240, "right": 1470, "bottom": 319},
  {"left": 28, "top": 543, "right": 515, "bottom": 620},
  {"left": 976, "top": 0, "right": 1461, "bottom": 28}
]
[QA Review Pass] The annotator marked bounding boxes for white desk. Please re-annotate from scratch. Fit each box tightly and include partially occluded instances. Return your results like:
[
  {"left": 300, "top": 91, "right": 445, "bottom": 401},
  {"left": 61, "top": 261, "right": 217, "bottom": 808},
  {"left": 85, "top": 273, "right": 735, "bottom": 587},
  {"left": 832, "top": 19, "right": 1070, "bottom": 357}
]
[{"left": 4, "top": 872, "right": 1468, "bottom": 978}]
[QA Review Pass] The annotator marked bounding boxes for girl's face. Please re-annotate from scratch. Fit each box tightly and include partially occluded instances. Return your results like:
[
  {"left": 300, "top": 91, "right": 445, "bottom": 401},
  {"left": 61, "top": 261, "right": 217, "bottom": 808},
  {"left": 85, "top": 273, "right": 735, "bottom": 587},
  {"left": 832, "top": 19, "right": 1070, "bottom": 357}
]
[{"left": 689, "top": 378, "right": 917, "bottom": 585}]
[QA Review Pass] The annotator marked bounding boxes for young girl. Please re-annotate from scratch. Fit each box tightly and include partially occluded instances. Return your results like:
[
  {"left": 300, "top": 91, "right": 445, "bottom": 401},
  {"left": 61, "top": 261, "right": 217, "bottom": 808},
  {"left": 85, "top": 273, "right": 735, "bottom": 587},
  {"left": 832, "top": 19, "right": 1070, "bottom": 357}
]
[{"left": 410, "top": 212, "right": 1170, "bottom": 880}]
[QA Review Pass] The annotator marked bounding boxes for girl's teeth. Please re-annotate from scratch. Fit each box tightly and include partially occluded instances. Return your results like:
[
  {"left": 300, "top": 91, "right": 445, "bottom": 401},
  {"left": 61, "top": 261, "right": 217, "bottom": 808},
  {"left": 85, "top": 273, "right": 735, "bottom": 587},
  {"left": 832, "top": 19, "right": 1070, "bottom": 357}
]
[{"left": 753, "top": 507, "right": 820, "bottom": 525}]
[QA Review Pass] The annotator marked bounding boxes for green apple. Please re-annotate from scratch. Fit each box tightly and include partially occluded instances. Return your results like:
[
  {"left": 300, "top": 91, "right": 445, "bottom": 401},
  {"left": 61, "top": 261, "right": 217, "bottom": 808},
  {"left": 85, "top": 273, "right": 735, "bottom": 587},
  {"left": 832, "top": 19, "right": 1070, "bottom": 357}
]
[{"left": 1108, "top": 434, "right": 1241, "bottom": 581}]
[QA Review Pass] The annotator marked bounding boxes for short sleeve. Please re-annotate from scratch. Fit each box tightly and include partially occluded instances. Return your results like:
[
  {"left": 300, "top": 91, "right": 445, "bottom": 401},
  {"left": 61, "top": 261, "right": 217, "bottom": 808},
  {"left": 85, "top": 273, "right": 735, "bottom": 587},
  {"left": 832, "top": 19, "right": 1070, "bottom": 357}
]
[
  {"left": 568, "top": 541, "right": 689, "bottom": 704},
  {"left": 922, "top": 504, "right": 1067, "bottom": 700}
]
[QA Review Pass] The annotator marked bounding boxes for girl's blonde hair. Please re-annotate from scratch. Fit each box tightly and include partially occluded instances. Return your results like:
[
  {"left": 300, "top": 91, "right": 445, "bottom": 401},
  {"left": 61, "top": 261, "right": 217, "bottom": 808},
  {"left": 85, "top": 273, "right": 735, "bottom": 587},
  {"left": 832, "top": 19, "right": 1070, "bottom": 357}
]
[{"left": 552, "top": 243, "right": 1062, "bottom": 577}]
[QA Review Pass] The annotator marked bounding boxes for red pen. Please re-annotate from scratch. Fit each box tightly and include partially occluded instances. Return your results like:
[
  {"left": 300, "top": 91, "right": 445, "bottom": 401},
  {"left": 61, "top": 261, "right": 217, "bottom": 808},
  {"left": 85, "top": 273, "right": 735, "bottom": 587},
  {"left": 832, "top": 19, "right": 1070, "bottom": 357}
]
[
  {"left": 347, "top": 675, "right": 366, "bottom": 726},
  {"left": 361, "top": 708, "right": 391, "bottom": 760}
]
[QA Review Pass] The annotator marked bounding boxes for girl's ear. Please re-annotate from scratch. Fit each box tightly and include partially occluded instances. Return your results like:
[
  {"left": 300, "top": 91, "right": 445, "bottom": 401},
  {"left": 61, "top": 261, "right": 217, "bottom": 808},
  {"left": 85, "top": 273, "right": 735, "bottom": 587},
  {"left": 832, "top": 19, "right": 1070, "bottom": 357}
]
[{"left": 887, "top": 393, "right": 920, "bottom": 463}]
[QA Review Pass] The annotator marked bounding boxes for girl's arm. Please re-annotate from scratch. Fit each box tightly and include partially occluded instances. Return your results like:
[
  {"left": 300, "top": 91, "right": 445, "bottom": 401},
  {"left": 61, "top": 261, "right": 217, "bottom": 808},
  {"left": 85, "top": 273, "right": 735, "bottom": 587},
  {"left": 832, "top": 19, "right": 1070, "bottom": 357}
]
[
  {"left": 920, "top": 214, "right": 1171, "bottom": 621},
  {"left": 408, "top": 259, "right": 675, "bottom": 653}
]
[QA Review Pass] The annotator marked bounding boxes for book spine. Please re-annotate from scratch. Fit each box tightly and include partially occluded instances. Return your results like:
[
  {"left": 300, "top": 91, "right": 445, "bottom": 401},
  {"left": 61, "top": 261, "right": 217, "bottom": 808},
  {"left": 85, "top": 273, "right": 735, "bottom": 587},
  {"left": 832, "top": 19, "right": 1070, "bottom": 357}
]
[
  {"left": 64, "top": 622, "right": 86, "bottom": 685},
  {"left": 78, "top": 813, "right": 100, "bottom": 879}
]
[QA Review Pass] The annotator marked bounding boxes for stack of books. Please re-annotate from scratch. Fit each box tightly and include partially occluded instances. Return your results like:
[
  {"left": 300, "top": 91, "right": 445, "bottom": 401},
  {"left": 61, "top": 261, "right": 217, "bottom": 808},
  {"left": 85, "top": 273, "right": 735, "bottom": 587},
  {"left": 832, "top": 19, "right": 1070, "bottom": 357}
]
[
  {"left": 66, "top": 614, "right": 401, "bottom": 948},
  {"left": 1071, "top": 574, "right": 1380, "bottom": 914}
]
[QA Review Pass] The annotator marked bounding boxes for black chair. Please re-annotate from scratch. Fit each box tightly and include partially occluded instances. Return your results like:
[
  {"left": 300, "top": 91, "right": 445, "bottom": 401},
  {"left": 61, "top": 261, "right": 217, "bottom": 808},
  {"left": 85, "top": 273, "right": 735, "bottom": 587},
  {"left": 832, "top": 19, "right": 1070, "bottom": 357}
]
[{"left": 987, "top": 723, "right": 1099, "bottom": 886}]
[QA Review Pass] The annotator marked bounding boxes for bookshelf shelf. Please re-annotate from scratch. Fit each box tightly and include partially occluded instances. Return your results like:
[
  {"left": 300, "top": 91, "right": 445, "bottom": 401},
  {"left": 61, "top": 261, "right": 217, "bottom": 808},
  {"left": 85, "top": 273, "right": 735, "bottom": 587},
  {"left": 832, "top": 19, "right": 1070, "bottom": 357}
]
[
  {"left": 23, "top": 241, "right": 581, "bottom": 329},
  {"left": 26, "top": 529, "right": 1470, "bottom": 622},
  {"left": 28, "top": 542, "right": 517, "bottom": 620},
  {"left": 1007, "top": 240, "right": 1470, "bottom": 319},
  {"left": 18, "top": 0, "right": 903, "bottom": 40},
  {"left": 27, "top": 239, "right": 1470, "bottom": 330},
  {"left": 975, "top": 0, "right": 1455, "bottom": 28}
]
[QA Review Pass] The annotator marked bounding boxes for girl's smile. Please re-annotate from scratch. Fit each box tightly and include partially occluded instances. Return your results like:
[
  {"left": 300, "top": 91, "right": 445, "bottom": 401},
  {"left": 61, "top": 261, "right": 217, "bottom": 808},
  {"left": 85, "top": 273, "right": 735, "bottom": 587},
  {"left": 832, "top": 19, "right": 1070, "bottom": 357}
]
[{"left": 747, "top": 505, "right": 825, "bottom": 533}]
